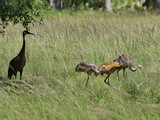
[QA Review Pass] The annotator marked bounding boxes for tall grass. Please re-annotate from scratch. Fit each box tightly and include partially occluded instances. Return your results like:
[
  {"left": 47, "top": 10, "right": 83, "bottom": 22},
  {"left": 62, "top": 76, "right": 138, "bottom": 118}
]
[{"left": 0, "top": 11, "right": 160, "bottom": 119}]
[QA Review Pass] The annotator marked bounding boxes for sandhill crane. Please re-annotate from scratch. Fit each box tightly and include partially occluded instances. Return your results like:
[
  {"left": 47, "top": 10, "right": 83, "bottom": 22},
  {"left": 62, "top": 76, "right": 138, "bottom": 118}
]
[
  {"left": 8, "top": 30, "right": 34, "bottom": 80},
  {"left": 97, "top": 61, "right": 123, "bottom": 86},
  {"left": 75, "top": 62, "right": 107, "bottom": 87},
  {"left": 113, "top": 54, "right": 143, "bottom": 77}
]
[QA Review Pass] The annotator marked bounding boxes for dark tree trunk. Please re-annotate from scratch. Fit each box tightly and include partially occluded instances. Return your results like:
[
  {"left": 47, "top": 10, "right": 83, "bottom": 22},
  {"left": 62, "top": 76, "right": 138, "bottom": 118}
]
[
  {"left": 154, "top": 0, "right": 160, "bottom": 13},
  {"left": 55, "top": 0, "right": 63, "bottom": 10}
]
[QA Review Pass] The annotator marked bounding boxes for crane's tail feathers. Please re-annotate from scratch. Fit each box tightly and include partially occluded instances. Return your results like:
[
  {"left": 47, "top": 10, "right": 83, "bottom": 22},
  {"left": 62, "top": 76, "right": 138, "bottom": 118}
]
[
  {"left": 8, "top": 65, "right": 17, "bottom": 79},
  {"left": 8, "top": 68, "right": 14, "bottom": 79}
]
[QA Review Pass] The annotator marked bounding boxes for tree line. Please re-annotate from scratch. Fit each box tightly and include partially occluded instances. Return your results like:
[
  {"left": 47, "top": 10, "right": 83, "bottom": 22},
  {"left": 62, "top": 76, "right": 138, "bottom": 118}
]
[
  {"left": 0, "top": 0, "right": 160, "bottom": 33},
  {"left": 49, "top": 0, "right": 159, "bottom": 12}
]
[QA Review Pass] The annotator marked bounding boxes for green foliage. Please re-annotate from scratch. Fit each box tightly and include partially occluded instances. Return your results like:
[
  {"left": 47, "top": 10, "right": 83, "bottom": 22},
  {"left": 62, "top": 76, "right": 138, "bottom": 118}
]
[
  {"left": 112, "top": 0, "right": 130, "bottom": 9},
  {"left": 62, "top": 0, "right": 153, "bottom": 11},
  {"left": 143, "top": 0, "right": 153, "bottom": 10},
  {"left": 53, "top": 0, "right": 142, "bottom": 10},
  {"left": 0, "top": 0, "right": 46, "bottom": 31},
  {"left": 88, "top": 0, "right": 105, "bottom": 9}
]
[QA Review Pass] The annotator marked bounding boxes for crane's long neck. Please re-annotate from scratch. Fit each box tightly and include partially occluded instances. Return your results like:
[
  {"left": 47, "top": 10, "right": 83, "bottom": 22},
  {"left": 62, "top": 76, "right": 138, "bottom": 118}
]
[
  {"left": 93, "top": 66, "right": 106, "bottom": 76},
  {"left": 18, "top": 33, "right": 25, "bottom": 56},
  {"left": 96, "top": 67, "right": 104, "bottom": 74},
  {"left": 129, "top": 66, "right": 139, "bottom": 72},
  {"left": 120, "top": 56, "right": 128, "bottom": 63}
]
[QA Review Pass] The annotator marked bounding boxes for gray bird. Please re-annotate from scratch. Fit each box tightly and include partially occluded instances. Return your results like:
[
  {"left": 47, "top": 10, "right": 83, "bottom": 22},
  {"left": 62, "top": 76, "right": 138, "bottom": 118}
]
[
  {"left": 113, "top": 54, "right": 143, "bottom": 78},
  {"left": 75, "top": 62, "right": 106, "bottom": 87}
]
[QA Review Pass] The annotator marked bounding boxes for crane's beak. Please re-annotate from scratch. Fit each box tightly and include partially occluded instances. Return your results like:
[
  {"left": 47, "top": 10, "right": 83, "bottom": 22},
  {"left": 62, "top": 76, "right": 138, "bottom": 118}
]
[
  {"left": 28, "top": 32, "right": 34, "bottom": 35},
  {"left": 140, "top": 68, "right": 143, "bottom": 72}
]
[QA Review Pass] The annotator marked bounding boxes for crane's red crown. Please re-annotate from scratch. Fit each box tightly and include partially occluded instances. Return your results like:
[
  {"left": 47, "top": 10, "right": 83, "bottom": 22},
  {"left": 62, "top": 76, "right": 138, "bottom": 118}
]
[
  {"left": 23, "top": 30, "right": 34, "bottom": 35},
  {"left": 23, "top": 30, "right": 28, "bottom": 33},
  {"left": 121, "top": 54, "right": 124, "bottom": 56}
]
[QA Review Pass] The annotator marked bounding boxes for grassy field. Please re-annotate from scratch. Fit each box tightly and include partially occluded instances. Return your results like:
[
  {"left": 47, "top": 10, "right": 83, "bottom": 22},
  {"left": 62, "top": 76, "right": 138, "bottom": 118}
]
[{"left": 0, "top": 11, "right": 160, "bottom": 120}]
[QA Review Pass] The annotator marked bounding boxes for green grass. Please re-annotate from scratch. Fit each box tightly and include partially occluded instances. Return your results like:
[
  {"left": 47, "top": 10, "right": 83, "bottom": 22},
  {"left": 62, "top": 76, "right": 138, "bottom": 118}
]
[{"left": 1, "top": 11, "right": 160, "bottom": 119}]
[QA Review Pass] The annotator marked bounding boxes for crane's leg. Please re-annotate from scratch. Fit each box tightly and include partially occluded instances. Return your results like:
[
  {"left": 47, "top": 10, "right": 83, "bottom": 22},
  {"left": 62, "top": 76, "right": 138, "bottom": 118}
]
[
  {"left": 14, "top": 73, "right": 17, "bottom": 79},
  {"left": 117, "top": 70, "right": 120, "bottom": 81},
  {"left": 107, "top": 76, "right": 111, "bottom": 86},
  {"left": 8, "top": 76, "right": 11, "bottom": 79},
  {"left": 8, "top": 73, "right": 13, "bottom": 79},
  {"left": 123, "top": 69, "right": 125, "bottom": 77},
  {"left": 89, "top": 77, "right": 92, "bottom": 87},
  {"left": 86, "top": 75, "right": 90, "bottom": 87},
  {"left": 104, "top": 75, "right": 108, "bottom": 84},
  {"left": 104, "top": 75, "right": 111, "bottom": 86},
  {"left": 20, "top": 69, "right": 23, "bottom": 80}
]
